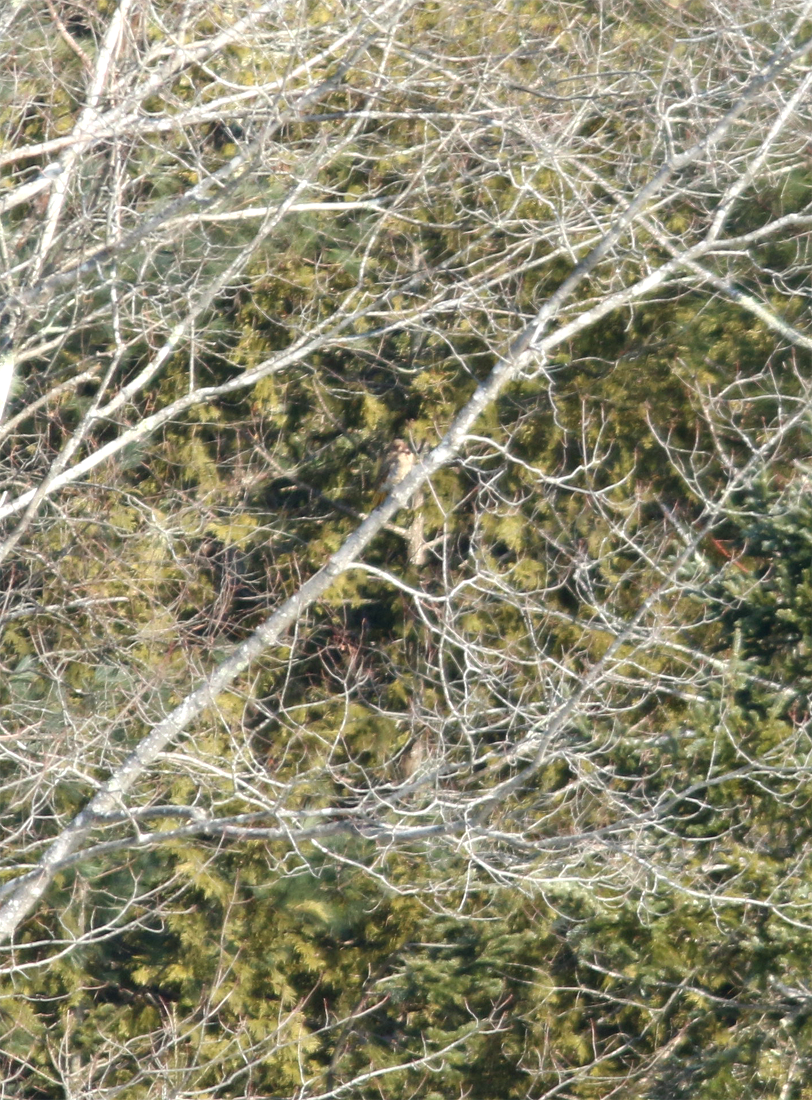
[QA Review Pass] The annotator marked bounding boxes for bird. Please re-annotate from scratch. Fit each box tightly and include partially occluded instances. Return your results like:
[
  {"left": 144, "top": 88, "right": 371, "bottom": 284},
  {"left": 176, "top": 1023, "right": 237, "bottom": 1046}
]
[{"left": 370, "top": 438, "right": 416, "bottom": 508}]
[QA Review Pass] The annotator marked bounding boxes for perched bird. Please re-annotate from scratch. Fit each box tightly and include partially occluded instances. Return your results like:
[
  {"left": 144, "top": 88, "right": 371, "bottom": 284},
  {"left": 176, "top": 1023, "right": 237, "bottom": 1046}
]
[{"left": 370, "top": 438, "right": 416, "bottom": 508}]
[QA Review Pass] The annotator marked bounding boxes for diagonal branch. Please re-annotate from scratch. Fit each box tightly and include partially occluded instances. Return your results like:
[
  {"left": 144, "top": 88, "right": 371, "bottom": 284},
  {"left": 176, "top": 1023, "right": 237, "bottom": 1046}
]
[{"left": 0, "top": 21, "right": 810, "bottom": 947}]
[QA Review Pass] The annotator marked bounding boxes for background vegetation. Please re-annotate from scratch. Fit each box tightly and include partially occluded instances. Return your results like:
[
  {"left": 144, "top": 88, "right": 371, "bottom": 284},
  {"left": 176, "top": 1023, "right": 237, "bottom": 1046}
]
[{"left": 2, "top": 0, "right": 812, "bottom": 1096}]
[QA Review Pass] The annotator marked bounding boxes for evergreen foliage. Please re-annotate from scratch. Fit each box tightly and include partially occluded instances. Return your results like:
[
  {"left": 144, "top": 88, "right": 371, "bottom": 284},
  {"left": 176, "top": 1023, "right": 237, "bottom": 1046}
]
[{"left": 2, "top": 0, "right": 812, "bottom": 1096}]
